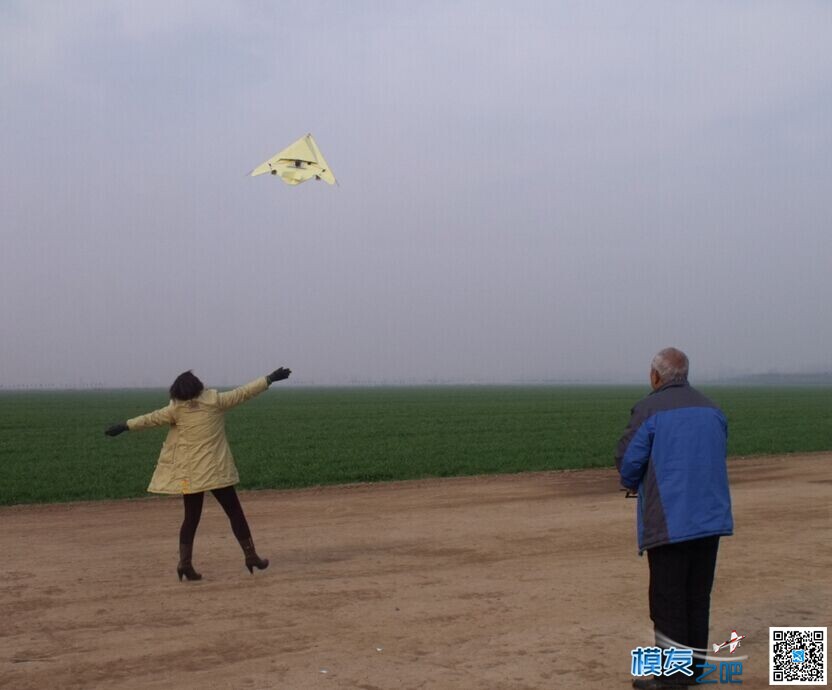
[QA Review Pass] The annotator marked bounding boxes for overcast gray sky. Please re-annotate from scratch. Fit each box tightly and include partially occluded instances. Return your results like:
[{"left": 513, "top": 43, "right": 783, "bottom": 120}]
[{"left": 2, "top": 1, "right": 831, "bottom": 387}]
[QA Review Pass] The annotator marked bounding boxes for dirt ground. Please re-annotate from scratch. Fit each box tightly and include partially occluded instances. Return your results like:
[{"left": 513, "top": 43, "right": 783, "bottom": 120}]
[{"left": 1, "top": 454, "right": 829, "bottom": 690}]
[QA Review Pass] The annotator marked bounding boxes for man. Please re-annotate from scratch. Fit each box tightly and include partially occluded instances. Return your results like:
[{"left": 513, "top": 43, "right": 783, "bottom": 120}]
[{"left": 616, "top": 348, "right": 734, "bottom": 690}]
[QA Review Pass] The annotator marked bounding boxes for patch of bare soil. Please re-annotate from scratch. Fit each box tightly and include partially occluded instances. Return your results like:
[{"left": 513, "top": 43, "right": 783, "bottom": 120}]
[{"left": 1, "top": 454, "right": 829, "bottom": 689}]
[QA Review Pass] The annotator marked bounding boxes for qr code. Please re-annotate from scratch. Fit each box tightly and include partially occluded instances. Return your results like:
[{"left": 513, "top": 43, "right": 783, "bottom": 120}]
[{"left": 770, "top": 627, "right": 827, "bottom": 685}]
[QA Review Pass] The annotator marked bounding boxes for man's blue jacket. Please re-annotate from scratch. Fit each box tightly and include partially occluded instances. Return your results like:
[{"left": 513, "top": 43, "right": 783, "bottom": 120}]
[{"left": 615, "top": 380, "right": 733, "bottom": 553}]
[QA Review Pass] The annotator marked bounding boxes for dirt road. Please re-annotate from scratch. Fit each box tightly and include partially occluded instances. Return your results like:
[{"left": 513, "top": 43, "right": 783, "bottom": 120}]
[{"left": 1, "top": 454, "right": 830, "bottom": 689}]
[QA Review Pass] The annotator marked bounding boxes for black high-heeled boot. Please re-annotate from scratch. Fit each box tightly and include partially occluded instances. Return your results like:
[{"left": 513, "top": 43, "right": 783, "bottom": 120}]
[
  {"left": 239, "top": 537, "right": 269, "bottom": 574},
  {"left": 177, "top": 543, "right": 202, "bottom": 581}
]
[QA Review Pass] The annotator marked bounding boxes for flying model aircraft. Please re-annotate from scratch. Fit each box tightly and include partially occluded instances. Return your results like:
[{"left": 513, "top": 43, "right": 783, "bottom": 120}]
[
  {"left": 712, "top": 630, "right": 746, "bottom": 654},
  {"left": 249, "top": 133, "right": 337, "bottom": 186}
]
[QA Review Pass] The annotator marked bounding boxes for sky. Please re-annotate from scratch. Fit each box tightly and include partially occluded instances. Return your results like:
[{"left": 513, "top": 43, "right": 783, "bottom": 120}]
[{"left": 1, "top": 1, "right": 831, "bottom": 387}]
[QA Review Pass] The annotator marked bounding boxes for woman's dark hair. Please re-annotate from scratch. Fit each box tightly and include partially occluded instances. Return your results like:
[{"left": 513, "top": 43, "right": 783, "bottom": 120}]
[{"left": 169, "top": 370, "right": 204, "bottom": 401}]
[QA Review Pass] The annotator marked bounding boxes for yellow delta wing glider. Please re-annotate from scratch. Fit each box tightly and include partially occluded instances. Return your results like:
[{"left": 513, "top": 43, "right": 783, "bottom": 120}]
[{"left": 250, "top": 134, "right": 337, "bottom": 186}]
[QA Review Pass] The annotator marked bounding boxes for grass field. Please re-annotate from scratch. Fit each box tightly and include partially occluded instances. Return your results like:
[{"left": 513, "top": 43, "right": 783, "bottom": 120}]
[{"left": 1, "top": 385, "right": 830, "bottom": 506}]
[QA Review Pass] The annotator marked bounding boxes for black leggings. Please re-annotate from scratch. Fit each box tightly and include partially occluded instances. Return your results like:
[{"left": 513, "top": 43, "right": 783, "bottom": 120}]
[{"left": 179, "top": 486, "right": 252, "bottom": 545}]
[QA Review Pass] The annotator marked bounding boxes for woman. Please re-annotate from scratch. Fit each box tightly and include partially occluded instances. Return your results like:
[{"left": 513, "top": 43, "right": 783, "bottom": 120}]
[{"left": 105, "top": 367, "right": 291, "bottom": 581}]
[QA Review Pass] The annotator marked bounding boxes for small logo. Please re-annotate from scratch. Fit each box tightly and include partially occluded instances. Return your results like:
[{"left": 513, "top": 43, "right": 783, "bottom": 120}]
[
  {"left": 713, "top": 630, "right": 747, "bottom": 655},
  {"left": 630, "top": 646, "right": 694, "bottom": 678},
  {"left": 791, "top": 649, "right": 805, "bottom": 664},
  {"left": 631, "top": 632, "right": 748, "bottom": 685}
]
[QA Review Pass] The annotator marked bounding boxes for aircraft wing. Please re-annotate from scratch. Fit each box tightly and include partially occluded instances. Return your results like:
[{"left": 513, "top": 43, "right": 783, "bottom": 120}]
[
  {"left": 305, "top": 134, "right": 336, "bottom": 184},
  {"left": 728, "top": 631, "right": 742, "bottom": 653}
]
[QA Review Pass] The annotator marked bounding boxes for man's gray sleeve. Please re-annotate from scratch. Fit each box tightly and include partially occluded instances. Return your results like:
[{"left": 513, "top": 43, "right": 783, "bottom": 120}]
[{"left": 614, "top": 402, "right": 649, "bottom": 473}]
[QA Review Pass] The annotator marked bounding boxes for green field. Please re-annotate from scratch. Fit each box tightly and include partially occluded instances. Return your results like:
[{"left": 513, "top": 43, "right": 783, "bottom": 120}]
[{"left": 1, "top": 386, "right": 830, "bottom": 506}]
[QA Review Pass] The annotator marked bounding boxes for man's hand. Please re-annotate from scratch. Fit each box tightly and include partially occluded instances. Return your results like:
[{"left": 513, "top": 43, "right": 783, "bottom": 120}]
[
  {"left": 105, "top": 423, "right": 129, "bottom": 437},
  {"left": 267, "top": 367, "right": 292, "bottom": 384}
]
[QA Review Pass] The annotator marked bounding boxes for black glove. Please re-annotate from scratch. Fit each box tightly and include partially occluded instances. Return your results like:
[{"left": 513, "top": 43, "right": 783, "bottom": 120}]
[
  {"left": 105, "top": 422, "right": 129, "bottom": 437},
  {"left": 266, "top": 367, "right": 291, "bottom": 384}
]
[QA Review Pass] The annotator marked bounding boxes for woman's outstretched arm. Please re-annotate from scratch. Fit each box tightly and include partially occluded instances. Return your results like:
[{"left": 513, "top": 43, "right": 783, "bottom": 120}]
[
  {"left": 125, "top": 404, "right": 176, "bottom": 432},
  {"left": 216, "top": 367, "right": 292, "bottom": 411},
  {"left": 104, "top": 403, "right": 174, "bottom": 436}
]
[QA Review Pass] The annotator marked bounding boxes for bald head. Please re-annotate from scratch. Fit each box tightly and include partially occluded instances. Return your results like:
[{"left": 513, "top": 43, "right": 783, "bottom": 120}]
[{"left": 650, "top": 347, "right": 689, "bottom": 389}]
